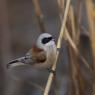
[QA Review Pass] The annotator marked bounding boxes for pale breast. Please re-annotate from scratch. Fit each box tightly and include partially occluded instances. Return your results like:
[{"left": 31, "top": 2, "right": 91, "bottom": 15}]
[{"left": 32, "top": 45, "right": 57, "bottom": 69}]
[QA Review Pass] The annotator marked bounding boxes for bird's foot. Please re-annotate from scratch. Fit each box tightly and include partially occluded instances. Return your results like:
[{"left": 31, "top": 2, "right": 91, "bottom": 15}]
[{"left": 47, "top": 68, "right": 56, "bottom": 76}]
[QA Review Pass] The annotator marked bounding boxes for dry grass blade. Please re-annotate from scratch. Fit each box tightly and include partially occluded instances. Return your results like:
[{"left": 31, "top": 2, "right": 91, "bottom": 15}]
[
  {"left": 77, "top": 0, "right": 82, "bottom": 22},
  {"left": 68, "top": 5, "right": 80, "bottom": 95},
  {"left": 57, "top": 1, "right": 80, "bottom": 94},
  {"left": 76, "top": 0, "right": 83, "bottom": 44},
  {"left": 57, "top": 0, "right": 71, "bottom": 49},
  {"left": 85, "top": 0, "right": 95, "bottom": 95},
  {"left": 69, "top": 5, "right": 76, "bottom": 42},
  {"left": 85, "top": 0, "right": 95, "bottom": 66},
  {"left": 69, "top": 46, "right": 80, "bottom": 95},
  {"left": 57, "top": 0, "right": 65, "bottom": 20},
  {"left": 32, "top": 0, "right": 46, "bottom": 32},
  {"left": 57, "top": 1, "right": 82, "bottom": 94},
  {"left": 92, "top": 9, "right": 95, "bottom": 18},
  {"left": 65, "top": 28, "right": 93, "bottom": 73},
  {"left": 57, "top": 0, "right": 86, "bottom": 94},
  {"left": 43, "top": 0, "right": 71, "bottom": 95}
]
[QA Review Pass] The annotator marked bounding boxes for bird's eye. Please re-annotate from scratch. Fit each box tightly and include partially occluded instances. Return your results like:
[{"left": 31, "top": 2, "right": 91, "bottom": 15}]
[{"left": 42, "top": 37, "right": 53, "bottom": 44}]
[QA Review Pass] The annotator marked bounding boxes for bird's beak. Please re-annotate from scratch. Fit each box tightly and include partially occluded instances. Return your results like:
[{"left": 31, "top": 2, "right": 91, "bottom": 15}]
[{"left": 7, "top": 57, "right": 28, "bottom": 69}]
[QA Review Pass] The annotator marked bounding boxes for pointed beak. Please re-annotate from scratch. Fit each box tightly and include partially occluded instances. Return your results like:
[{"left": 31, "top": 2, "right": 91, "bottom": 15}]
[{"left": 7, "top": 57, "right": 28, "bottom": 69}]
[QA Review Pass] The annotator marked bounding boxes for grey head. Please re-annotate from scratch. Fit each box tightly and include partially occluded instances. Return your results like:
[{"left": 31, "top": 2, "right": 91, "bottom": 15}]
[{"left": 36, "top": 33, "right": 55, "bottom": 50}]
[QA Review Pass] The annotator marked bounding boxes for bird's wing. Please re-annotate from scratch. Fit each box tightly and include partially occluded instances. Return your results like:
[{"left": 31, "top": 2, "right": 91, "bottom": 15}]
[
  {"left": 27, "top": 47, "right": 46, "bottom": 64},
  {"left": 7, "top": 46, "right": 47, "bottom": 69}
]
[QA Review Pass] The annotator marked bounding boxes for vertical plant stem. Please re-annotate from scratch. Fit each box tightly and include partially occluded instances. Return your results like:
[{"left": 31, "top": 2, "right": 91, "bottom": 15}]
[
  {"left": 69, "top": 3, "right": 86, "bottom": 94},
  {"left": 68, "top": 46, "right": 80, "bottom": 95},
  {"left": 68, "top": 6, "right": 80, "bottom": 95},
  {"left": 57, "top": 0, "right": 65, "bottom": 20},
  {"left": 43, "top": 0, "right": 71, "bottom": 95},
  {"left": 58, "top": 0, "right": 86, "bottom": 94},
  {"left": 69, "top": 5, "right": 76, "bottom": 43},
  {"left": 85, "top": 0, "right": 95, "bottom": 95},
  {"left": 76, "top": 0, "right": 83, "bottom": 44},
  {"left": 32, "top": 0, "right": 46, "bottom": 32},
  {"left": 57, "top": 0, "right": 71, "bottom": 49},
  {"left": 57, "top": 0, "right": 79, "bottom": 95}
]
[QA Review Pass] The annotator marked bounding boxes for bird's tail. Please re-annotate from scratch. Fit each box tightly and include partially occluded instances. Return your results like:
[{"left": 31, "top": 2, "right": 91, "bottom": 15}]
[
  {"left": 7, "top": 51, "right": 34, "bottom": 68},
  {"left": 7, "top": 56, "right": 28, "bottom": 69}
]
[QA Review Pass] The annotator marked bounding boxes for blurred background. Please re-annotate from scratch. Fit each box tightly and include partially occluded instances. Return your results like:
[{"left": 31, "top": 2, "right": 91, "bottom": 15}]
[{"left": 0, "top": 0, "right": 95, "bottom": 95}]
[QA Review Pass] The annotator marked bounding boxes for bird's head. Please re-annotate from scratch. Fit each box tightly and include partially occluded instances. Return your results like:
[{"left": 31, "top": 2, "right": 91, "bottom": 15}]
[{"left": 36, "top": 33, "right": 55, "bottom": 50}]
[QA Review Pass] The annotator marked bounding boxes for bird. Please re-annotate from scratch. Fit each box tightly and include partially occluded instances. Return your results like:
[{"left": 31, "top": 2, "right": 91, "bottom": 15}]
[{"left": 7, "top": 33, "right": 57, "bottom": 72}]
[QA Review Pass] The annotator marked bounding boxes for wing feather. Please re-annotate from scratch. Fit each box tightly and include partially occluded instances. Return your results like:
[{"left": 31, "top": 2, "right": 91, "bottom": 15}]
[{"left": 26, "top": 47, "right": 46, "bottom": 64}]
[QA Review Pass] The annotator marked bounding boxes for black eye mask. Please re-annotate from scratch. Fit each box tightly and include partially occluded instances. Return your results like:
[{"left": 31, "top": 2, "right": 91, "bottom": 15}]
[{"left": 42, "top": 37, "right": 53, "bottom": 44}]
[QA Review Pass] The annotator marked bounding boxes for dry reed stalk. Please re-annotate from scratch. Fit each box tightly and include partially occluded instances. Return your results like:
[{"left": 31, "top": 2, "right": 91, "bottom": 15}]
[
  {"left": 69, "top": 5, "right": 86, "bottom": 94},
  {"left": 57, "top": 0, "right": 80, "bottom": 94},
  {"left": 32, "top": 0, "right": 46, "bottom": 32},
  {"left": 85, "top": 0, "right": 95, "bottom": 67},
  {"left": 57, "top": 0, "right": 89, "bottom": 70},
  {"left": 66, "top": 5, "right": 93, "bottom": 74},
  {"left": 57, "top": 1, "right": 88, "bottom": 94},
  {"left": 76, "top": 0, "right": 83, "bottom": 45},
  {"left": 65, "top": 28, "right": 92, "bottom": 71},
  {"left": 68, "top": 46, "right": 80, "bottom": 95},
  {"left": 68, "top": 6, "right": 81, "bottom": 95},
  {"left": 85, "top": 0, "right": 95, "bottom": 95},
  {"left": 57, "top": 0, "right": 65, "bottom": 20},
  {"left": 76, "top": 0, "right": 82, "bottom": 25},
  {"left": 92, "top": 10, "right": 95, "bottom": 19},
  {"left": 57, "top": 0, "right": 71, "bottom": 49},
  {"left": 67, "top": 5, "right": 78, "bottom": 95},
  {"left": 43, "top": 0, "right": 71, "bottom": 95},
  {"left": 69, "top": 5, "right": 76, "bottom": 42},
  {"left": 66, "top": 30, "right": 86, "bottom": 95}
]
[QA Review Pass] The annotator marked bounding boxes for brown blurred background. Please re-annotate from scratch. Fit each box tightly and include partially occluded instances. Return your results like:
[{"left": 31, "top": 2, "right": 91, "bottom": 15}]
[{"left": 0, "top": 0, "right": 95, "bottom": 95}]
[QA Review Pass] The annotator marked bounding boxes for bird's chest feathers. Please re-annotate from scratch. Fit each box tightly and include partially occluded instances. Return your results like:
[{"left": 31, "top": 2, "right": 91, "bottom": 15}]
[{"left": 46, "top": 45, "right": 57, "bottom": 62}]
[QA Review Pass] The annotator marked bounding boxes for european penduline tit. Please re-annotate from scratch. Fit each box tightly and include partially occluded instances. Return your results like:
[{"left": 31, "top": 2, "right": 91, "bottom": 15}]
[{"left": 7, "top": 33, "right": 57, "bottom": 73}]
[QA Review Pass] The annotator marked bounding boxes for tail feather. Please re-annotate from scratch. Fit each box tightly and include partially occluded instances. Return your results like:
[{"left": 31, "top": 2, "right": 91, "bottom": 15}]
[{"left": 7, "top": 56, "right": 28, "bottom": 69}]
